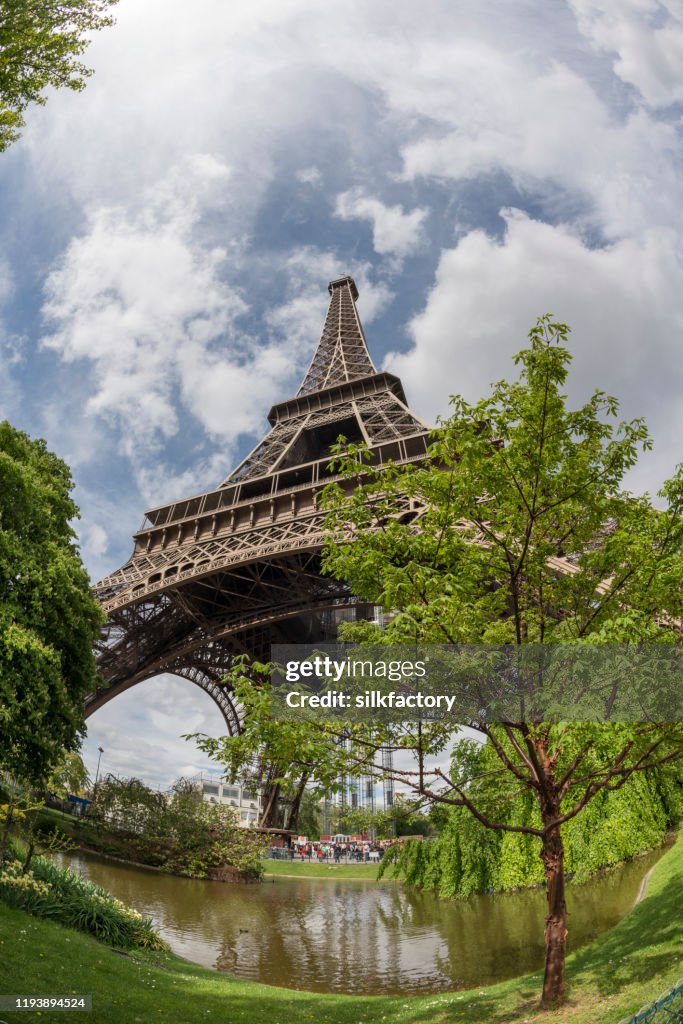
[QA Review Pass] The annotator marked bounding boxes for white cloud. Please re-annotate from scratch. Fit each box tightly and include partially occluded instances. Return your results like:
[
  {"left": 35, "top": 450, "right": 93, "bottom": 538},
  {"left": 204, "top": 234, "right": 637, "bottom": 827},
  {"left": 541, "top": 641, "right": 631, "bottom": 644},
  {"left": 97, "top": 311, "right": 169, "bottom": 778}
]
[
  {"left": 397, "top": 56, "right": 681, "bottom": 242},
  {"left": 387, "top": 210, "right": 683, "bottom": 495},
  {"left": 296, "top": 166, "right": 322, "bottom": 186},
  {"left": 17, "top": 0, "right": 376, "bottom": 215},
  {"left": 570, "top": 0, "right": 683, "bottom": 107},
  {"left": 335, "top": 189, "right": 428, "bottom": 259},
  {"left": 0, "top": 337, "right": 23, "bottom": 422},
  {"left": 70, "top": 482, "right": 139, "bottom": 583},
  {"left": 81, "top": 522, "right": 109, "bottom": 561},
  {"left": 38, "top": 156, "right": 292, "bottom": 502},
  {"left": 82, "top": 674, "right": 226, "bottom": 790},
  {"left": 13, "top": 0, "right": 680, "bottom": 251},
  {"left": 41, "top": 155, "right": 242, "bottom": 440},
  {"left": 0, "top": 265, "right": 21, "bottom": 421}
]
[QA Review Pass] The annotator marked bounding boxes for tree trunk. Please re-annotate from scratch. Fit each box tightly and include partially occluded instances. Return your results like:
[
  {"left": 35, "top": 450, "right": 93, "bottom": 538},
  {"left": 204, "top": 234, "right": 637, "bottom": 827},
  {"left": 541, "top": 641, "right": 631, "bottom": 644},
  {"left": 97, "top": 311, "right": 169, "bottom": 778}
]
[
  {"left": 259, "top": 782, "right": 281, "bottom": 829},
  {"left": 540, "top": 825, "right": 568, "bottom": 1008},
  {"left": 286, "top": 774, "right": 308, "bottom": 833},
  {"left": 21, "top": 839, "right": 35, "bottom": 874},
  {"left": 0, "top": 803, "right": 14, "bottom": 863}
]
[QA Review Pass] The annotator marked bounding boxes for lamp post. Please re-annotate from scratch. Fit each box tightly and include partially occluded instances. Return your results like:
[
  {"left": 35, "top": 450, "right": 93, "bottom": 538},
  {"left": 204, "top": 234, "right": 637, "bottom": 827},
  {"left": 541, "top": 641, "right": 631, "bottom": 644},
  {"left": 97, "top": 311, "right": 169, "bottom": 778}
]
[{"left": 94, "top": 746, "right": 104, "bottom": 793}]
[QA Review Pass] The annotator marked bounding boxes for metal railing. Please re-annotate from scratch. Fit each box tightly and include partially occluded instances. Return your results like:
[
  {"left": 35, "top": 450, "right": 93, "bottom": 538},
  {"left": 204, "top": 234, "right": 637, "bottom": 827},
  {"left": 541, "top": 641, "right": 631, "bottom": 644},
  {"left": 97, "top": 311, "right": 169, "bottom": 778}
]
[
  {"left": 618, "top": 981, "right": 683, "bottom": 1024},
  {"left": 267, "top": 846, "right": 380, "bottom": 864}
]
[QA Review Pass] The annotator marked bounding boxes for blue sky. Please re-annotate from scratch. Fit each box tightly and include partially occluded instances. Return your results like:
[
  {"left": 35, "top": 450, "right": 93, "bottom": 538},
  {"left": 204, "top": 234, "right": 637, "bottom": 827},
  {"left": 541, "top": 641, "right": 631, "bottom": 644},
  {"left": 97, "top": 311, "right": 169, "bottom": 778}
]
[{"left": 2, "top": 0, "right": 683, "bottom": 787}]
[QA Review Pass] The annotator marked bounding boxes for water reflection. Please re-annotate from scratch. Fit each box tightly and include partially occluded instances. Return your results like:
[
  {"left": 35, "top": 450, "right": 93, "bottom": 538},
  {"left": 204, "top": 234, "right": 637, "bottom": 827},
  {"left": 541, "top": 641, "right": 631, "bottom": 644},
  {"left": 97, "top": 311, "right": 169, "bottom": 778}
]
[{"left": 59, "top": 847, "right": 666, "bottom": 995}]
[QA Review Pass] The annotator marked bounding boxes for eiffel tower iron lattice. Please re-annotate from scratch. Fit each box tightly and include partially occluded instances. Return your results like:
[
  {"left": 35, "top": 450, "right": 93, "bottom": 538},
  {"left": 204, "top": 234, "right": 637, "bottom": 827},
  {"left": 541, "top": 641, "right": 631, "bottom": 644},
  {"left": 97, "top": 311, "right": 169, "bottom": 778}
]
[{"left": 88, "top": 276, "right": 431, "bottom": 737}]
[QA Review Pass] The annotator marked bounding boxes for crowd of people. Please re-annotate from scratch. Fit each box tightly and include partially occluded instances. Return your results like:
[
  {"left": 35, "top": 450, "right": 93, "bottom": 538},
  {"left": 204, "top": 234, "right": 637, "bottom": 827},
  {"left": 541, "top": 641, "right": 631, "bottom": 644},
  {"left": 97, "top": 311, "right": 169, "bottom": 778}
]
[{"left": 270, "top": 836, "right": 404, "bottom": 864}]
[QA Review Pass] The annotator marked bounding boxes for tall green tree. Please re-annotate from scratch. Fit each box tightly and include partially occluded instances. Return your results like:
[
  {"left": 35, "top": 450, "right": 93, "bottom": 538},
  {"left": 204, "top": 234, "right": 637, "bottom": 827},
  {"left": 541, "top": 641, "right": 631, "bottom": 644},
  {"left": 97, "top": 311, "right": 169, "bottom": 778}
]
[
  {"left": 195, "top": 318, "right": 683, "bottom": 1008},
  {"left": 318, "top": 316, "right": 683, "bottom": 1007},
  {"left": 0, "top": 421, "right": 103, "bottom": 786},
  {"left": 0, "top": 0, "right": 117, "bottom": 151}
]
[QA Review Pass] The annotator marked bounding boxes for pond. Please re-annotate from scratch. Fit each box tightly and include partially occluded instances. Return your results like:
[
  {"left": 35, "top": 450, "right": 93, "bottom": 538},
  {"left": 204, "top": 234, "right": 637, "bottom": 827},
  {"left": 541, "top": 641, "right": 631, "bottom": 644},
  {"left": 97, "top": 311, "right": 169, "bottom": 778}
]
[{"left": 59, "top": 846, "right": 666, "bottom": 995}]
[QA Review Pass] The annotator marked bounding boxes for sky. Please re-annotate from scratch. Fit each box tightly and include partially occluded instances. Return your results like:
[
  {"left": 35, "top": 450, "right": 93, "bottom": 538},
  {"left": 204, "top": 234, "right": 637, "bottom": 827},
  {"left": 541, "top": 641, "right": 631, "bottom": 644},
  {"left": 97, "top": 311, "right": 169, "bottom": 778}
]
[{"left": 2, "top": 0, "right": 683, "bottom": 788}]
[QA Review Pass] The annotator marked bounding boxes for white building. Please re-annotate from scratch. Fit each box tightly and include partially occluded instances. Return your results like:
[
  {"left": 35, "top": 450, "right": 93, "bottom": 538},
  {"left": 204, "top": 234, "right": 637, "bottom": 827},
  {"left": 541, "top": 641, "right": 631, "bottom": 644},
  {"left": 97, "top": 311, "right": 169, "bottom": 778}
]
[{"left": 200, "top": 777, "right": 261, "bottom": 826}]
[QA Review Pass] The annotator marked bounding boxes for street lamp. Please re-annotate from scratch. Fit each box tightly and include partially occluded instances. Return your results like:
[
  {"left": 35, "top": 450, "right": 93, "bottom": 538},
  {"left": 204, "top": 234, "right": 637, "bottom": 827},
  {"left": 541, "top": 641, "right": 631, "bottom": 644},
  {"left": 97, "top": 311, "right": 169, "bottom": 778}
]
[{"left": 94, "top": 746, "right": 104, "bottom": 791}]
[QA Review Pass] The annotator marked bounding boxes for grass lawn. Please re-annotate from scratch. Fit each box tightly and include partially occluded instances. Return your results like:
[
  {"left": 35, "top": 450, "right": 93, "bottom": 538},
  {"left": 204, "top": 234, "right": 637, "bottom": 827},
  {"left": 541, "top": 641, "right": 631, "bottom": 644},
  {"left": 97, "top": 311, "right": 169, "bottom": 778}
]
[
  {"left": 1, "top": 834, "right": 681, "bottom": 1024},
  {"left": 264, "top": 858, "right": 387, "bottom": 879},
  {"left": 34, "top": 807, "right": 80, "bottom": 835}
]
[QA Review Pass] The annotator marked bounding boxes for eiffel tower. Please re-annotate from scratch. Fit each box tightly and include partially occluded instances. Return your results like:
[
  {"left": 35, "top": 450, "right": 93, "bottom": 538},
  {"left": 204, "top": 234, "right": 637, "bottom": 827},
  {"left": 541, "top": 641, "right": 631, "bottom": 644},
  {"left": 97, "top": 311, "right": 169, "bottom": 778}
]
[{"left": 87, "top": 276, "right": 430, "bottom": 735}]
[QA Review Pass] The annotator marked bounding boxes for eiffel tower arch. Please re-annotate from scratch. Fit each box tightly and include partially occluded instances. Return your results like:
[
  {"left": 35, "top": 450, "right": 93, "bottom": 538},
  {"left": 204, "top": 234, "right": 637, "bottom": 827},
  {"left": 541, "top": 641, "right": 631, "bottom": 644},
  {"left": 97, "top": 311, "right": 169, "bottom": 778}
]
[{"left": 88, "top": 276, "right": 430, "bottom": 741}]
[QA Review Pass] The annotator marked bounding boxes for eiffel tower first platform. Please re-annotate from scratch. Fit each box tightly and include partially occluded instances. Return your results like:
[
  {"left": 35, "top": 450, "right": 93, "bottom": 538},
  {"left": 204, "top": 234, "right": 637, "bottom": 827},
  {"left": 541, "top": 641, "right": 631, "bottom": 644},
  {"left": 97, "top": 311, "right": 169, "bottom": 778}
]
[{"left": 87, "top": 276, "right": 430, "bottom": 734}]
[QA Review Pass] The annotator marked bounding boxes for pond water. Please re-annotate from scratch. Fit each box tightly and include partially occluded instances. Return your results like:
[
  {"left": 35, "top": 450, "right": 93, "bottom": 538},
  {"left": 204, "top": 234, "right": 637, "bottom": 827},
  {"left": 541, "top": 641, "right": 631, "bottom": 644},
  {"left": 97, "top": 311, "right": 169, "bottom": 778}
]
[{"left": 59, "top": 847, "right": 666, "bottom": 995}]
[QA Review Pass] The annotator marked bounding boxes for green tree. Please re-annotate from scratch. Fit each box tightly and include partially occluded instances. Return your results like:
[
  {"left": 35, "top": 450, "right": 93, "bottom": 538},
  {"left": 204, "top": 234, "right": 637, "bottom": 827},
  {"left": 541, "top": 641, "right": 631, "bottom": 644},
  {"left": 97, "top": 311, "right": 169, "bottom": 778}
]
[
  {"left": 0, "top": 0, "right": 117, "bottom": 151},
  {"left": 0, "top": 421, "right": 103, "bottom": 787},
  {"left": 189, "top": 666, "right": 349, "bottom": 833},
  {"left": 317, "top": 316, "right": 683, "bottom": 1007},
  {"left": 296, "top": 789, "right": 322, "bottom": 839},
  {"left": 194, "top": 318, "right": 683, "bottom": 1008},
  {"left": 330, "top": 805, "right": 375, "bottom": 837},
  {"left": 88, "top": 775, "right": 266, "bottom": 879},
  {"left": 46, "top": 749, "right": 90, "bottom": 797},
  {"left": 332, "top": 796, "right": 435, "bottom": 840},
  {"left": 89, "top": 774, "right": 166, "bottom": 836},
  {"left": 383, "top": 742, "right": 682, "bottom": 896}
]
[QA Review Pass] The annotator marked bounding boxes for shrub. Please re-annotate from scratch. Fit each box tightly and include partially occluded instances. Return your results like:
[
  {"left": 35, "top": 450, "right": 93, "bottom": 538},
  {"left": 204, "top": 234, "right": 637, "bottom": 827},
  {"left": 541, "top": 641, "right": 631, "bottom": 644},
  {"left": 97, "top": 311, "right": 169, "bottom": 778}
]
[
  {"left": 388, "top": 757, "right": 682, "bottom": 899},
  {"left": 0, "top": 854, "right": 168, "bottom": 950},
  {"left": 89, "top": 775, "right": 267, "bottom": 880}
]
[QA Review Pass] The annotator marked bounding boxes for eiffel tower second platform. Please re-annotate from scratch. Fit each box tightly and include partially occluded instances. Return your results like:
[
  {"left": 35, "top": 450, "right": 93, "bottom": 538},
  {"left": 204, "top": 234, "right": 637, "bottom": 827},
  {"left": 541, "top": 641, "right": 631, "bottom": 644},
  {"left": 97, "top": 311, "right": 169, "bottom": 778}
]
[{"left": 88, "top": 276, "right": 430, "bottom": 732}]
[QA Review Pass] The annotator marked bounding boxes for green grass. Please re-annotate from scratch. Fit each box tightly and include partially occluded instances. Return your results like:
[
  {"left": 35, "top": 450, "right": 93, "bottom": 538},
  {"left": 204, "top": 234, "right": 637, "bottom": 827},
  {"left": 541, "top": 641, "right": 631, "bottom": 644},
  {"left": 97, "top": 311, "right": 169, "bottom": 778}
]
[
  {"left": 32, "top": 808, "right": 166, "bottom": 866},
  {"left": 34, "top": 806, "right": 80, "bottom": 836},
  {"left": 264, "top": 857, "right": 388, "bottom": 879},
  {"left": 1, "top": 835, "right": 681, "bottom": 1024}
]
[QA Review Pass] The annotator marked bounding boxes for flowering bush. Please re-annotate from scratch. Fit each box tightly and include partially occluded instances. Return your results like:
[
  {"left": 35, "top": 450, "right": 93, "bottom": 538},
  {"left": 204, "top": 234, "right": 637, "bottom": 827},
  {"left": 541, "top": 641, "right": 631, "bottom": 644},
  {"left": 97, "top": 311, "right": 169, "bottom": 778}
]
[
  {"left": 0, "top": 859, "right": 50, "bottom": 901},
  {"left": 0, "top": 854, "right": 168, "bottom": 950}
]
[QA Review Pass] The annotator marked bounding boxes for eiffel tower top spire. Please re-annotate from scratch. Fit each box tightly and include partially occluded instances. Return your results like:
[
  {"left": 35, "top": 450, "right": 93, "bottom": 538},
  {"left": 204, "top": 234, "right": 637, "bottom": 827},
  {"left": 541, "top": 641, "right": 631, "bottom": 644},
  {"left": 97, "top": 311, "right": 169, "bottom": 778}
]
[{"left": 297, "top": 275, "right": 377, "bottom": 396}]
